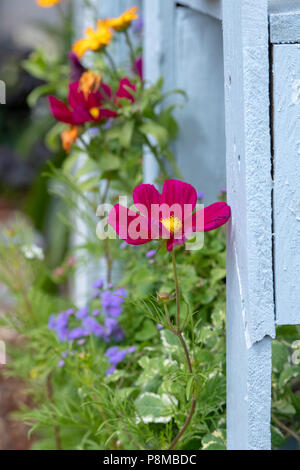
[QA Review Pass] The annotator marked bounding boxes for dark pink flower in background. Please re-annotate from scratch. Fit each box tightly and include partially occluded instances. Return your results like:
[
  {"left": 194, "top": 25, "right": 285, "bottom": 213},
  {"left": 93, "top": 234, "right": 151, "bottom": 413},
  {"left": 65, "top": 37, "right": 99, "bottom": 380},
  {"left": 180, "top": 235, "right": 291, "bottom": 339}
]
[
  {"left": 133, "top": 56, "right": 143, "bottom": 82},
  {"left": 107, "top": 179, "right": 231, "bottom": 252},
  {"left": 116, "top": 77, "right": 136, "bottom": 104},
  {"left": 48, "top": 81, "right": 117, "bottom": 126},
  {"left": 68, "top": 52, "right": 86, "bottom": 81}
]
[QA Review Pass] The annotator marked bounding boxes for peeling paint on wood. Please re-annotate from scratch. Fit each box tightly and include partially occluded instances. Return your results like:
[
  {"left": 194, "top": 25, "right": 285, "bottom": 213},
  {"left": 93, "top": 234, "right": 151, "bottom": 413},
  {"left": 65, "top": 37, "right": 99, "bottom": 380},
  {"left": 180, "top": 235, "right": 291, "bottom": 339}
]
[{"left": 273, "top": 44, "right": 300, "bottom": 326}]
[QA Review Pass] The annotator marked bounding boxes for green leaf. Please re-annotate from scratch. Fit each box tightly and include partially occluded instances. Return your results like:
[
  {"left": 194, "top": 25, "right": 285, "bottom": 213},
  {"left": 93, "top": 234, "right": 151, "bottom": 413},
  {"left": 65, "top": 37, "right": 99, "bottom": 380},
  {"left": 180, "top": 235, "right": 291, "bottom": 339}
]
[
  {"left": 279, "top": 366, "right": 299, "bottom": 388},
  {"left": 139, "top": 121, "right": 169, "bottom": 148},
  {"left": 135, "top": 392, "right": 177, "bottom": 424},
  {"left": 135, "top": 319, "right": 157, "bottom": 342},
  {"left": 98, "top": 153, "right": 121, "bottom": 172},
  {"left": 272, "top": 341, "right": 289, "bottom": 374},
  {"left": 273, "top": 399, "right": 296, "bottom": 416},
  {"left": 271, "top": 425, "right": 286, "bottom": 449},
  {"left": 186, "top": 376, "right": 194, "bottom": 401},
  {"left": 202, "top": 432, "right": 226, "bottom": 450},
  {"left": 120, "top": 120, "right": 134, "bottom": 148}
]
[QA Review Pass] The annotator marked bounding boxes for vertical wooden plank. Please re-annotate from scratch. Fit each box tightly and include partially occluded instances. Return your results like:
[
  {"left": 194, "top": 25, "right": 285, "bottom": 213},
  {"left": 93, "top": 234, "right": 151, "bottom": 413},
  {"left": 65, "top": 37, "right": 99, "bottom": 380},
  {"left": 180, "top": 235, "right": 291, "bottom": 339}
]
[
  {"left": 273, "top": 44, "right": 300, "bottom": 326},
  {"left": 222, "top": 0, "right": 275, "bottom": 449},
  {"left": 175, "top": 6, "right": 226, "bottom": 203},
  {"left": 143, "top": 0, "right": 175, "bottom": 184}
]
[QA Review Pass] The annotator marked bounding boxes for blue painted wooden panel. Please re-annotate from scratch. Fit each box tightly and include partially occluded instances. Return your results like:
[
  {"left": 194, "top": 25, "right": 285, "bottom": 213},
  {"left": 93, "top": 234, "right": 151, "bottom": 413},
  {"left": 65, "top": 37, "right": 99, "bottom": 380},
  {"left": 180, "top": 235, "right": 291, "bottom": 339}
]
[
  {"left": 273, "top": 44, "right": 300, "bottom": 326},
  {"left": 177, "top": 0, "right": 222, "bottom": 20},
  {"left": 222, "top": 0, "right": 274, "bottom": 449},
  {"left": 174, "top": 6, "right": 226, "bottom": 203},
  {"left": 269, "top": 0, "right": 300, "bottom": 44}
]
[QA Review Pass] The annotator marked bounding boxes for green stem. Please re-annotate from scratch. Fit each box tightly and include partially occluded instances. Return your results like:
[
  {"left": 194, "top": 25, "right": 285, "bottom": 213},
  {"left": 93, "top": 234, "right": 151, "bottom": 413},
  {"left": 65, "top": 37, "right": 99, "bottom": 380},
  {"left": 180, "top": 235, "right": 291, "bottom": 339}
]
[
  {"left": 104, "top": 49, "right": 120, "bottom": 79},
  {"left": 171, "top": 250, "right": 180, "bottom": 331},
  {"left": 163, "top": 249, "right": 196, "bottom": 450},
  {"left": 142, "top": 134, "right": 167, "bottom": 179}
]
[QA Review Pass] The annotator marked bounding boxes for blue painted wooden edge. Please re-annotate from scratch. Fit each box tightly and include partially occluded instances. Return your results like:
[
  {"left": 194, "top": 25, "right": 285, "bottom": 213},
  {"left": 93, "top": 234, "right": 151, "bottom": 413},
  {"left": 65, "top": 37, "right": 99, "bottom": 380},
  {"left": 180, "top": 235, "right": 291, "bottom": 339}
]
[
  {"left": 223, "top": 0, "right": 274, "bottom": 449},
  {"left": 269, "top": 0, "right": 300, "bottom": 44}
]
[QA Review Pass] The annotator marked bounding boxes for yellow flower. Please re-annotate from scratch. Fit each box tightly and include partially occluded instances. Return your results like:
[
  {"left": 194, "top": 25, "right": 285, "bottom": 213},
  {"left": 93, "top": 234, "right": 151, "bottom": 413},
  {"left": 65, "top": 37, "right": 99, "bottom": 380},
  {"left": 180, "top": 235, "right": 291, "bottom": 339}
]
[
  {"left": 36, "top": 0, "right": 62, "bottom": 7},
  {"left": 79, "top": 70, "right": 102, "bottom": 99},
  {"left": 107, "top": 6, "right": 138, "bottom": 32},
  {"left": 72, "top": 20, "right": 113, "bottom": 58},
  {"left": 61, "top": 126, "right": 78, "bottom": 153}
]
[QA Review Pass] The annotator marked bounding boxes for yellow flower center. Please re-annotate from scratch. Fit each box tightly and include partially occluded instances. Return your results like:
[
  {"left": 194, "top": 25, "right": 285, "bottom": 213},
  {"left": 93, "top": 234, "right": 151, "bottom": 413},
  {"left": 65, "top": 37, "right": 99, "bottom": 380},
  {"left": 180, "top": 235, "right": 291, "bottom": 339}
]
[
  {"left": 160, "top": 216, "right": 182, "bottom": 234},
  {"left": 90, "top": 107, "right": 100, "bottom": 119}
]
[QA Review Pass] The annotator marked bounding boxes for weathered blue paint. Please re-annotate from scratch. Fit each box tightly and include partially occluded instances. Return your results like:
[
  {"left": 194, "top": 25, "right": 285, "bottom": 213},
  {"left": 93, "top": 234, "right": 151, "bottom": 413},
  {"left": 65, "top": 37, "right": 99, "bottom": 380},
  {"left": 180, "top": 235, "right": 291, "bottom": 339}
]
[
  {"left": 269, "top": 0, "right": 300, "bottom": 44},
  {"left": 273, "top": 44, "right": 300, "bottom": 326},
  {"left": 222, "top": 0, "right": 275, "bottom": 449}
]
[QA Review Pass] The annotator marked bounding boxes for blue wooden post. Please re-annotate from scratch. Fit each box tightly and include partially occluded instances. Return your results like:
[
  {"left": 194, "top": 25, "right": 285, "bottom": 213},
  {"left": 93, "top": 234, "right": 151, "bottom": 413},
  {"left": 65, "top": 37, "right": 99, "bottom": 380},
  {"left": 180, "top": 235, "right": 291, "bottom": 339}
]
[{"left": 222, "top": 0, "right": 275, "bottom": 449}]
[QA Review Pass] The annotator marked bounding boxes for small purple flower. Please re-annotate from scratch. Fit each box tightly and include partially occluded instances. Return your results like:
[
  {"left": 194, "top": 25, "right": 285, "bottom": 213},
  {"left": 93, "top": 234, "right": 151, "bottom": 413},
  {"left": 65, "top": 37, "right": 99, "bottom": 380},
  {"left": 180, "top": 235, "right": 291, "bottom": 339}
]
[
  {"left": 146, "top": 249, "right": 156, "bottom": 259},
  {"left": 220, "top": 187, "right": 227, "bottom": 194},
  {"left": 92, "top": 279, "right": 104, "bottom": 290},
  {"left": 77, "top": 339, "right": 86, "bottom": 346},
  {"left": 156, "top": 323, "right": 164, "bottom": 331},
  {"left": 105, "top": 346, "right": 119, "bottom": 358},
  {"left": 68, "top": 327, "right": 87, "bottom": 340},
  {"left": 106, "top": 365, "right": 116, "bottom": 376},
  {"left": 82, "top": 316, "right": 105, "bottom": 338},
  {"left": 92, "top": 292, "right": 101, "bottom": 299},
  {"left": 76, "top": 306, "right": 89, "bottom": 319},
  {"left": 107, "top": 349, "right": 128, "bottom": 365},
  {"left": 89, "top": 127, "right": 100, "bottom": 137},
  {"left": 120, "top": 241, "right": 127, "bottom": 249},
  {"left": 48, "top": 314, "right": 56, "bottom": 330},
  {"left": 102, "top": 119, "right": 113, "bottom": 130},
  {"left": 197, "top": 190, "right": 204, "bottom": 199},
  {"left": 126, "top": 346, "right": 137, "bottom": 354},
  {"left": 132, "top": 15, "right": 144, "bottom": 34},
  {"left": 58, "top": 359, "right": 65, "bottom": 368},
  {"left": 92, "top": 309, "right": 100, "bottom": 316},
  {"left": 61, "top": 351, "right": 69, "bottom": 358}
]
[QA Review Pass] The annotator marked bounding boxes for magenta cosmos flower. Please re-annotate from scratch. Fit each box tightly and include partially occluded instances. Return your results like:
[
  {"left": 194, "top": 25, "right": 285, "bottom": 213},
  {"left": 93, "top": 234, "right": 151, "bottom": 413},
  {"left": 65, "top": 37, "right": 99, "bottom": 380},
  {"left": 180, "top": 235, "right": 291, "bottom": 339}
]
[
  {"left": 107, "top": 179, "right": 231, "bottom": 252},
  {"left": 48, "top": 80, "right": 117, "bottom": 126}
]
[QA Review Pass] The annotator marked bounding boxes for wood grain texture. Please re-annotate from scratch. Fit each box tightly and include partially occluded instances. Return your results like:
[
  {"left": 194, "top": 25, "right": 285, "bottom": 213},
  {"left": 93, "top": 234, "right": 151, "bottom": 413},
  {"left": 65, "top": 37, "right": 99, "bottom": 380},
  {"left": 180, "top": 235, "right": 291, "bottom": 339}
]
[
  {"left": 222, "top": 0, "right": 274, "bottom": 449},
  {"left": 269, "top": 0, "right": 300, "bottom": 44},
  {"left": 174, "top": 6, "right": 226, "bottom": 203},
  {"left": 273, "top": 44, "right": 300, "bottom": 325}
]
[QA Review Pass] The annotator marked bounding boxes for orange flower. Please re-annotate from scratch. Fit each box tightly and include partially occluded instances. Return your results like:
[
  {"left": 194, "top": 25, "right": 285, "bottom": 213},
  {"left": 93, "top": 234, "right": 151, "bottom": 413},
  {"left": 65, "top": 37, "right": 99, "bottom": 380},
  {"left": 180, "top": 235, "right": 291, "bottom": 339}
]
[
  {"left": 107, "top": 6, "right": 138, "bottom": 32},
  {"left": 36, "top": 0, "right": 63, "bottom": 7},
  {"left": 79, "top": 71, "right": 102, "bottom": 100},
  {"left": 61, "top": 126, "right": 78, "bottom": 153},
  {"left": 72, "top": 20, "right": 113, "bottom": 58}
]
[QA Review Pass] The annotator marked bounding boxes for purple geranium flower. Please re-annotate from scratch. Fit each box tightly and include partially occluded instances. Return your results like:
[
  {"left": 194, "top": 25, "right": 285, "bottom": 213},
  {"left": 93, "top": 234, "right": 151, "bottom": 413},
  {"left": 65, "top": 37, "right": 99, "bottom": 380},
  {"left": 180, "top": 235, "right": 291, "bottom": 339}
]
[
  {"left": 76, "top": 306, "right": 89, "bottom": 319},
  {"left": 68, "top": 327, "right": 87, "bottom": 340},
  {"left": 82, "top": 316, "right": 105, "bottom": 338},
  {"left": 92, "top": 279, "right": 104, "bottom": 290},
  {"left": 146, "top": 249, "right": 156, "bottom": 259}
]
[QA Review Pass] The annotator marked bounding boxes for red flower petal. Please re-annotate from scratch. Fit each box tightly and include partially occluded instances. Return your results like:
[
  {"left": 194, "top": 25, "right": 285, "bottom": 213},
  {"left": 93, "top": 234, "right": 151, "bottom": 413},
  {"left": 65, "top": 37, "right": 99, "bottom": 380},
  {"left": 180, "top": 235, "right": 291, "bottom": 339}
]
[
  {"left": 48, "top": 96, "right": 74, "bottom": 124},
  {"left": 192, "top": 202, "right": 231, "bottom": 232},
  {"left": 116, "top": 78, "right": 136, "bottom": 103},
  {"left": 108, "top": 204, "right": 154, "bottom": 246},
  {"left": 133, "top": 184, "right": 161, "bottom": 218},
  {"left": 161, "top": 179, "right": 197, "bottom": 220}
]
